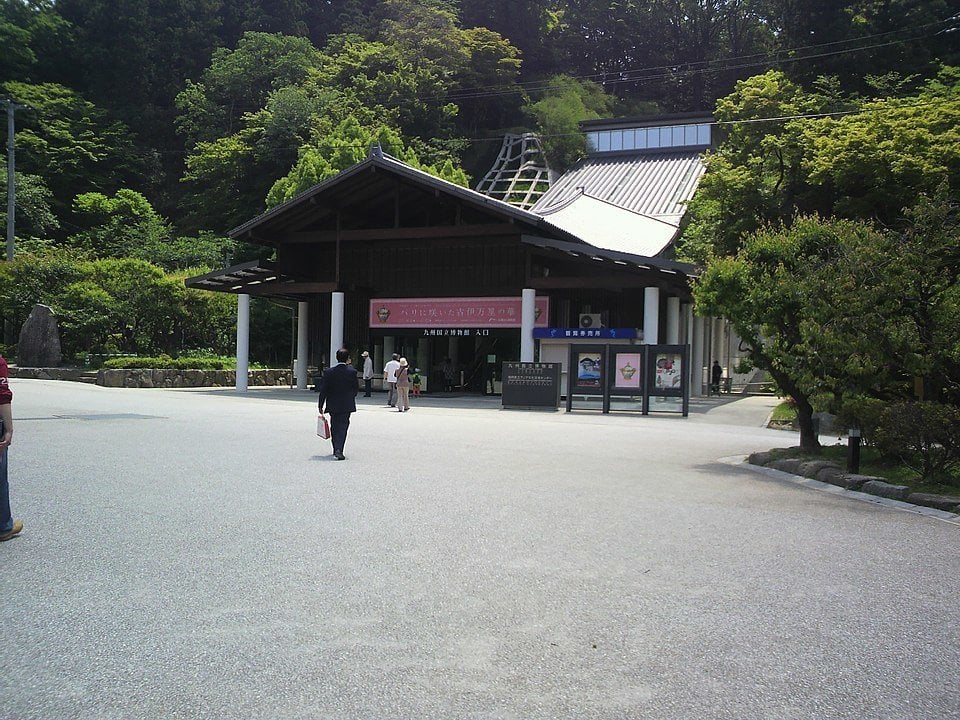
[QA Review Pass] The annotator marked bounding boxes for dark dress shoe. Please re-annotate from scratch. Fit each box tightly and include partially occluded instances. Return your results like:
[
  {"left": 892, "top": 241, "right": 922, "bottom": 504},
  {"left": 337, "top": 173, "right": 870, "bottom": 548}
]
[{"left": 334, "top": 453, "right": 346, "bottom": 460}]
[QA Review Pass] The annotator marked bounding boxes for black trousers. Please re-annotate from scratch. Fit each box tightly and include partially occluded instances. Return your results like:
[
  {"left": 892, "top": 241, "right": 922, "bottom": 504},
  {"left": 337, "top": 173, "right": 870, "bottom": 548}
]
[
  {"left": 363, "top": 378, "right": 372, "bottom": 396},
  {"left": 329, "top": 412, "right": 351, "bottom": 455}
]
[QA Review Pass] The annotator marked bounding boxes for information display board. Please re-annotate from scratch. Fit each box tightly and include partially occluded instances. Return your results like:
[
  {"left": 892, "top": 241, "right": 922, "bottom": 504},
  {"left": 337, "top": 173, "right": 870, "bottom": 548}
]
[
  {"left": 563, "top": 344, "right": 689, "bottom": 416},
  {"left": 501, "top": 362, "right": 561, "bottom": 408}
]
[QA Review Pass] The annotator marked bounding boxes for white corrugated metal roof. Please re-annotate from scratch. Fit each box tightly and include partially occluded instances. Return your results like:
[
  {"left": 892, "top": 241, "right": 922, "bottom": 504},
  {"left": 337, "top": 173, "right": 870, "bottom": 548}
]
[{"left": 532, "top": 150, "right": 705, "bottom": 221}]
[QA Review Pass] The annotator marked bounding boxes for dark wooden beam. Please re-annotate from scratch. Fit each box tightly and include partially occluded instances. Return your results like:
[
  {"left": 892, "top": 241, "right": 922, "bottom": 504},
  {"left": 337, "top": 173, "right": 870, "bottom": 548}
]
[
  {"left": 280, "top": 223, "right": 519, "bottom": 243},
  {"left": 525, "top": 275, "right": 685, "bottom": 292}
]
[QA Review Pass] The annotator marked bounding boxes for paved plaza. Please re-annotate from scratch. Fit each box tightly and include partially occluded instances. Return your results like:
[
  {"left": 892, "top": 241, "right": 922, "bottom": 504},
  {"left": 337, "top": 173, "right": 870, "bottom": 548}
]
[{"left": 3, "top": 380, "right": 959, "bottom": 719}]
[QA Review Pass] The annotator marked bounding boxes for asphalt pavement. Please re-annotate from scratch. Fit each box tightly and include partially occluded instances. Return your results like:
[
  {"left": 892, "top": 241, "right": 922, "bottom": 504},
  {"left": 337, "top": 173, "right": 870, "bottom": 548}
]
[{"left": 3, "top": 380, "right": 958, "bottom": 719}]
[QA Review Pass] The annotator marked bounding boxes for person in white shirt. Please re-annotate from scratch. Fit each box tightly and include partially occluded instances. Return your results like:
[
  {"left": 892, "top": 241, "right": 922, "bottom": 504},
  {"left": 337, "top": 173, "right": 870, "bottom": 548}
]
[{"left": 383, "top": 353, "right": 401, "bottom": 407}]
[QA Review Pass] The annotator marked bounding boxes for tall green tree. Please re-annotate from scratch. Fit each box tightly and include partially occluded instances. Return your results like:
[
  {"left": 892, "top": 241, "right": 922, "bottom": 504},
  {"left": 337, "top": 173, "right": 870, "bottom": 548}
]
[
  {"left": 678, "top": 68, "right": 960, "bottom": 262},
  {"left": 524, "top": 75, "right": 613, "bottom": 172},
  {"left": 1, "top": 81, "right": 139, "bottom": 228}
]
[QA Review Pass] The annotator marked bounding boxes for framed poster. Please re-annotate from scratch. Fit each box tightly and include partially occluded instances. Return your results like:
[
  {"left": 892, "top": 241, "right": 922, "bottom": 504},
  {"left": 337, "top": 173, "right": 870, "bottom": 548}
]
[
  {"left": 613, "top": 352, "right": 643, "bottom": 390},
  {"left": 654, "top": 353, "right": 683, "bottom": 393},
  {"left": 576, "top": 352, "right": 603, "bottom": 388}
]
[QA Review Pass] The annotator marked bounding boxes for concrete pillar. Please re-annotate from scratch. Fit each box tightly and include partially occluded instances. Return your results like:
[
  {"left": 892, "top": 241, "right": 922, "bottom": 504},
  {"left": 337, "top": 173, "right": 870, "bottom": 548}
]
[
  {"left": 295, "top": 301, "right": 309, "bottom": 390},
  {"left": 329, "top": 291, "right": 344, "bottom": 364},
  {"left": 235, "top": 293, "right": 250, "bottom": 393},
  {"left": 521, "top": 288, "right": 536, "bottom": 361},
  {"left": 691, "top": 314, "right": 705, "bottom": 397},
  {"left": 665, "top": 296, "right": 681, "bottom": 345},
  {"left": 383, "top": 336, "right": 395, "bottom": 366},
  {"left": 643, "top": 287, "right": 660, "bottom": 345}
]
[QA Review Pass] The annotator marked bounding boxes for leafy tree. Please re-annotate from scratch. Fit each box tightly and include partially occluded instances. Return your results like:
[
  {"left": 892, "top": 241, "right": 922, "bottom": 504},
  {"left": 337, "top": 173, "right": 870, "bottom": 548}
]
[
  {"left": 679, "top": 68, "right": 960, "bottom": 262},
  {"left": 1, "top": 81, "right": 138, "bottom": 226},
  {"left": 524, "top": 75, "right": 613, "bottom": 172},
  {"left": 0, "top": 0, "right": 72, "bottom": 82},
  {"left": 266, "top": 116, "right": 469, "bottom": 207},
  {"left": 0, "top": 172, "right": 58, "bottom": 242},
  {"left": 69, "top": 189, "right": 234, "bottom": 270},
  {"left": 693, "top": 216, "right": 889, "bottom": 449},
  {"left": 175, "top": 31, "right": 322, "bottom": 148}
]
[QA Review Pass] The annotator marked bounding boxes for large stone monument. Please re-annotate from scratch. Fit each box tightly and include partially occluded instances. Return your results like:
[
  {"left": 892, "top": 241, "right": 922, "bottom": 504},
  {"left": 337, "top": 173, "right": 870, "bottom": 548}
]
[{"left": 18, "top": 304, "right": 62, "bottom": 367}]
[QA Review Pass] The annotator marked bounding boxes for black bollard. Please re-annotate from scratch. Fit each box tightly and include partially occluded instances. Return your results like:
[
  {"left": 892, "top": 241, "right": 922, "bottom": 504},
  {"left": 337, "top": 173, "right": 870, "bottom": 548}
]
[{"left": 847, "top": 427, "right": 862, "bottom": 474}]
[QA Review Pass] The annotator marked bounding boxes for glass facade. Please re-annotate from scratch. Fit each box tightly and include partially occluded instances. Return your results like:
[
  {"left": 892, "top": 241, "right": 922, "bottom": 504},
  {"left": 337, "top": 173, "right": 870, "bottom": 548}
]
[{"left": 586, "top": 122, "right": 711, "bottom": 154}]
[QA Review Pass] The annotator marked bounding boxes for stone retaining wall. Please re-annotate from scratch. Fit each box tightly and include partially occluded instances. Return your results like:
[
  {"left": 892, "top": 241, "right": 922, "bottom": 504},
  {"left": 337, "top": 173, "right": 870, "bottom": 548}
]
[
  {"left": 748, "top": 451, "right": 960, "bottom": 515},
  {"left": 97, "top": 368, "right": 293, "bottom": 388},
  {"left": 9, "top": 366, "right": 294, "bottom": 388}
]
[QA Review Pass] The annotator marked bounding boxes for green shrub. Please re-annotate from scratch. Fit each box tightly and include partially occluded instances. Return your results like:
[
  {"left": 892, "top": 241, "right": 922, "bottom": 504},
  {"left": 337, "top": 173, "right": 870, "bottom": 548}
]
[
  {"left": 874, "top": 401, "right": 960, "bottom": 483},
  {"left": 102, "top": 355, "right": 230, "bottom": 370},
  {"left": 835, "top": 396, "right": 888, "bottom": 447}
]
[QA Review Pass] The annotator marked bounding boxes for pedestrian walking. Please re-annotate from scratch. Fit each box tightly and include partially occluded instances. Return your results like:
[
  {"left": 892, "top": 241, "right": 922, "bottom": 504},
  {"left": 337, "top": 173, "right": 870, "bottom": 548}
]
[
  {"left": 317, "top": 348, "right": 359, "bottom": 461},
  {"left": 383, "top": 353, "right": 401, "bottom": 407}
]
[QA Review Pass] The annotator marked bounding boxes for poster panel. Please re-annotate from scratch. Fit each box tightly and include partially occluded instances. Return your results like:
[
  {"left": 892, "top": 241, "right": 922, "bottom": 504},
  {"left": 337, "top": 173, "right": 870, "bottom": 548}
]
[
  {"left": 576, "top": 352, "right": 603, "bottom": 388},
  {"left": 613, "top": 352, "right": 643, "bottom": 390},
  {"left": 653, "top": 352, "right": 683, "bottom": 394}
]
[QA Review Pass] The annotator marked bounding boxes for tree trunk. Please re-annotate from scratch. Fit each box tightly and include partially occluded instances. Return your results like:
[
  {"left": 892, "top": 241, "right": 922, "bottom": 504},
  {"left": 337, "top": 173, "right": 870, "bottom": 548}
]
[
  {"left": 767, "top": 366, "right": 821, "bottom": 450},
  {"left": 795, "top": 396, "right": 821, "bottom": 450}
]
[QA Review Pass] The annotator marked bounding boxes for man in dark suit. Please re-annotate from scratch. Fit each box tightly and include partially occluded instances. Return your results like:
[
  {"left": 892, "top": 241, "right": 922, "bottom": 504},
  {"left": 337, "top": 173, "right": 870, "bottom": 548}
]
[{"left": 317, "top": 348, "right": 359, "bottom": 460}]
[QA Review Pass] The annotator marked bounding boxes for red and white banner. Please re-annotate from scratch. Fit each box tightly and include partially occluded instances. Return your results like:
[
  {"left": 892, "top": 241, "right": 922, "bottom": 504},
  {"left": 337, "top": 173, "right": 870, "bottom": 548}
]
[{"left": 369, "top": 296, "right": 549, "bottom": 328}]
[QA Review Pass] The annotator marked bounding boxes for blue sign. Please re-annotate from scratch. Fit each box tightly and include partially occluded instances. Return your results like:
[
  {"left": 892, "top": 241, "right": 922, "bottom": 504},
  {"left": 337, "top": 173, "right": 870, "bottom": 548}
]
[{"left": 533, "top": 328, "right": 639, "bottom": 340}]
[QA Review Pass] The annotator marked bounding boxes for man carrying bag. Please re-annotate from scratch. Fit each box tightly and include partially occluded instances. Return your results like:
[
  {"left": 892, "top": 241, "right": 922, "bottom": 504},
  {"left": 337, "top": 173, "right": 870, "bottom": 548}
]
[{"left": 317, "top": 348, "right": 359, "bottom": 461}]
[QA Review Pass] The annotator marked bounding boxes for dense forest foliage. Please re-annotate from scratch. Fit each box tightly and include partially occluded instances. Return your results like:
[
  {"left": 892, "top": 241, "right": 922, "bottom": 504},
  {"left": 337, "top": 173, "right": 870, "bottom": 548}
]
[{"left": 1, "top": 0, "right": 959, "bottom": 388}]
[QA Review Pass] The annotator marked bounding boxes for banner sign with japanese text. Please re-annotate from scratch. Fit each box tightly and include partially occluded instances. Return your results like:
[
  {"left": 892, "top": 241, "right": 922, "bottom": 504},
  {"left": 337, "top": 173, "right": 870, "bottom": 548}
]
[{"left": 370, "top": 296, "right": 549, "bottom": 328}]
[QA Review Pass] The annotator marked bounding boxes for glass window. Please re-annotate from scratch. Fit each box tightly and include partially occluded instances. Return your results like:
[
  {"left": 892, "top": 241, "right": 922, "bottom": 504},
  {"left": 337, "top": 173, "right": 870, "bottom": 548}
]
[
  {"left": 610, "top": 130, "right": 623, "bottom": 151},
  {"left": 598, "top": 131, "right": 610, "bottom": 152},
  {"left": 672, "top": 126, "right": 685, "bottom": 147},
  {"left": 697, "top": 123, "right": 711, "bottom": 145},
  {"left": 647, "top": 128, "right": 661, "bottom": 149},
  {"left": 586, "top": 132, "right": 599, "bottom": 153},
  {"left": 635, "top": 128, "right": 648, "bottom": 149}
]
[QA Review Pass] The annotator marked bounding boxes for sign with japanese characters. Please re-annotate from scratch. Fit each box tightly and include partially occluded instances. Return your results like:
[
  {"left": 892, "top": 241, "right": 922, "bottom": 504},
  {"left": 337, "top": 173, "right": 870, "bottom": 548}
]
[
  {"left": 502, "top": 362, "right": 561, "bottom": 408},
  {"left": 370, "top": 296, "right": 549, "bottom": 328}
]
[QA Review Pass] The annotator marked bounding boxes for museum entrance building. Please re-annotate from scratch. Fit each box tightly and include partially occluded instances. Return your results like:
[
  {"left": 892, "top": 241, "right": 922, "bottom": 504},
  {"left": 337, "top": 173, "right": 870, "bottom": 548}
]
[{"left": 186, "top": 114, "right": 728, "bottom": 396}]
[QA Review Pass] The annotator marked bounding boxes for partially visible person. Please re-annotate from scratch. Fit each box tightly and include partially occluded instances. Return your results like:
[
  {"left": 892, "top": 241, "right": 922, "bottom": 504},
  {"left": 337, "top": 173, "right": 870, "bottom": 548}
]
[
  {"left": 395, "top": 357, "right": 411, "bottom": 412},
  {"left": 317, "top": 348, "right": 359, "bottom": 461},
  {"left": 361, "top": 350, "right": 374, "bottom": 397},
  {"left": 0, "top": 354, "right": 22, "bottom": 541},
  {"left": 482, "top": 361, "right": 496, "bottom": 395},
  {"left": 383, "top": 353, "right": 401, "bottom": 407},
  {"left": 441, "top": 357, "right": 456, "bottom": 392},
  {"left": 711, "top": 360, "right": 723, "bottom": 395},
  {"left": 411, "top": 368, "right": 422, "bottom": 398}
]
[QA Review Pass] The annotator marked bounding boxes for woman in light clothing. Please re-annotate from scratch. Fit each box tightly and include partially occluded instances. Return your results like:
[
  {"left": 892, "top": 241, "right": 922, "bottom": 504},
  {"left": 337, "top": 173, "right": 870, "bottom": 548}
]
[{"left": 395, "top": 357, "right": 411, "bottom": 412}]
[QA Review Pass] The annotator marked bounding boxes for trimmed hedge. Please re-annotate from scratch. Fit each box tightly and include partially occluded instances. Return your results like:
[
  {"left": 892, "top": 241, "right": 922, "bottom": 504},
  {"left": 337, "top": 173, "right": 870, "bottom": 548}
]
[{"left": 102, "top": 355, "right": 229, "bottom": 371}]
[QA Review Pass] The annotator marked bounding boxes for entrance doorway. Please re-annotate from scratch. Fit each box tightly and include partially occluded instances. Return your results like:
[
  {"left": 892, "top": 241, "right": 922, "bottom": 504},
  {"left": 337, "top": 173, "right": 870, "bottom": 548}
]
[{"left": 378, "top": 331, "right": 519, "bottom": 394}]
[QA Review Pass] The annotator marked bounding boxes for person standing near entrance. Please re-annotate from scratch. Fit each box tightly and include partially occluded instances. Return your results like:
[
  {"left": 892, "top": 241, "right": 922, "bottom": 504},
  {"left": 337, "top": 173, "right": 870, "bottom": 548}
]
[
  {"left": 711, "top": 360, "right": 723, "bottom": 395},
  {"left": 317, "top": 348, "right": 359, "bottom": 461},
  {"left": 0, "top": 354, "right": 22, "bottom": 541},
  {"left": 395, "top": 357, "right": 411, "bottom": 412},
  {"left": 383, "top": 353, "right": 401, "bottom": 407},
  {"left": 361, "top": 351, "right": 374, "bottom": 397}
]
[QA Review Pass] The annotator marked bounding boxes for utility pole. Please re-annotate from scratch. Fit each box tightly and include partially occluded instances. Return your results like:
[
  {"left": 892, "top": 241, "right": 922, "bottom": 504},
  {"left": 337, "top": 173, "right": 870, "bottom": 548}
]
[{"left": 5, "top": 98, "right": 25, "bottom": 262}]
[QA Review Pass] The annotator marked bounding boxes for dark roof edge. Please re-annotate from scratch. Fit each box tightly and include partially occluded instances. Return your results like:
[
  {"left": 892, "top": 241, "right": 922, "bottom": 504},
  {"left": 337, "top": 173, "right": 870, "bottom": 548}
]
[
  {"left": 228, "top": 153, "right": 590, "bottom": 247},
  {"left": 579, "top": 111, "right": 714, "bottom": 131},
  {"left": 520, "top": 234, "right": 700, "bottom": 278}
]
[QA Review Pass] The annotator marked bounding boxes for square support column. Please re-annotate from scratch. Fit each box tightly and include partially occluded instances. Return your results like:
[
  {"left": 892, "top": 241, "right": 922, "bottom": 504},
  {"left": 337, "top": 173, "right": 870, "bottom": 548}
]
[
  {"left": 643, "top": 287, "right": 660, "bottom": 345},
  {"left": 235, "top": 293, "right": 250, "bottom": 393}
]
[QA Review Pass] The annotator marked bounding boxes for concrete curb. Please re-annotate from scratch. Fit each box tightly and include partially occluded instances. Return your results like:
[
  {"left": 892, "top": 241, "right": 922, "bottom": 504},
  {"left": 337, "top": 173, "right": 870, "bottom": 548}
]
[{"left": 724, "top": 455, "right": 960, "bottom": 525}]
